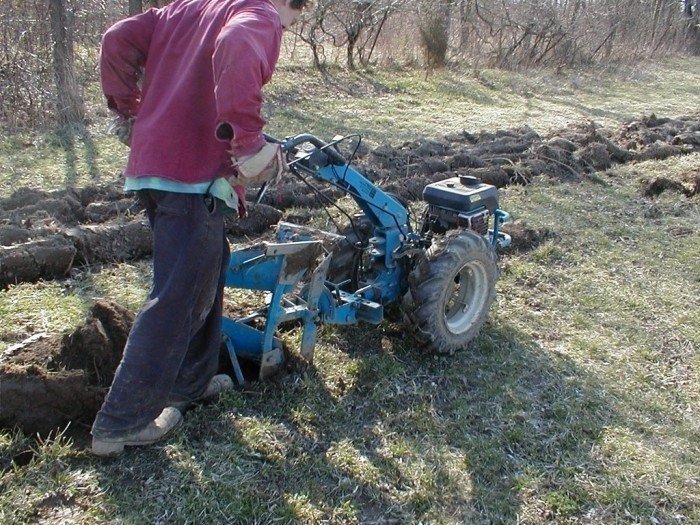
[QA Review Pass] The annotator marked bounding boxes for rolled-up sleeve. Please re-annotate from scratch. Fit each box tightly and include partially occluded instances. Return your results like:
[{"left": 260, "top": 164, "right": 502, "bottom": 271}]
[{"left": 212, "top": 7, "right": 282, "bottom": 157}]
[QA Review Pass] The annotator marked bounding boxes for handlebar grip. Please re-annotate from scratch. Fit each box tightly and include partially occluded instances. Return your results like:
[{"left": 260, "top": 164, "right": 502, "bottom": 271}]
[
  {"left": 264, "top": 133, "right": 347, "bottom": 165},
  {"left": 288, "top": 134, "right": 347, "bottom": 165}
]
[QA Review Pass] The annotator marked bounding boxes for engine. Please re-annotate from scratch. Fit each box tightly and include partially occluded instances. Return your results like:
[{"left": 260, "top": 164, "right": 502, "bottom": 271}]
[{"left": 422, "top": 175, "right": 499, "bottom": 236}]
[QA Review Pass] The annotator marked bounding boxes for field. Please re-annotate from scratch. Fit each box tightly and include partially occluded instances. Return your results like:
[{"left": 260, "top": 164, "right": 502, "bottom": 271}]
[{"left": 0, "top": 57, "right": 699, "bottom": 524}]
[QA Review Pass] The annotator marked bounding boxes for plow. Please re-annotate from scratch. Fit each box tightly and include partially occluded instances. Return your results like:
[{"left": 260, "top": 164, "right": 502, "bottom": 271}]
[{"left": 222, "top": 133, "right": 512, "bottom": 382}]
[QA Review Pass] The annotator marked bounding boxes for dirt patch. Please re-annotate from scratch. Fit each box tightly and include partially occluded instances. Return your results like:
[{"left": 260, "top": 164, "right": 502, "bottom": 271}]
[
  {"left": 0, "top": 235, "right": 77, "bottom": 284},
  {"left": 0, "top": 183, "right": 286, "bottom": 286},
  {"left": 579, "top": 142, "right": 613, "bottom": 171},
  {"left": 683, "top": 171, "right": 700, "bottom": 196},
  {"left": 501, "top": 220, "right": 554, "bottom": 252},
  {"left": 0, "top": 300, "right": 133, "bottom": 436},
  {"left": 258, "top": 113, "right": 699, "bottom": 215},
  {"left": 59, "top": 301, "right": 133, "bottom": 386},
  {"left": 225, "top": 203, "right": 283, "bottom": 239},
  {"left": 0, "top": 112, "right": 697, "bottom": 287},
  {"left": 642, "top": 170, "right": 700, "bottom": 198}
]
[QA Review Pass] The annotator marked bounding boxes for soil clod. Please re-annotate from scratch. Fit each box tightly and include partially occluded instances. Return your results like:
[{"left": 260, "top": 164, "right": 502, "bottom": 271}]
[
  {"left": 501, "top": 220, "right": 554, "bottom": 252},
  {"left": 0, "top": 300, "right": 133, "bottom": 436},
  {"left": 643, "top": 171, "right": 700, "bottom": 198}
]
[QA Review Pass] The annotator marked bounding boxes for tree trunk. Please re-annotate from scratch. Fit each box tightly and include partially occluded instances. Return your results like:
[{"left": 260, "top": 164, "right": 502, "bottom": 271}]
[
  {"left": 363, "top": 9, "right": 389, "bottom": 66},
  {"left": 685, "top": 0, "right": 700, "bottom": 54},
  {"left": 458, "top": 0, "right": 472, "bottom": 54},
  {"left": 651, "top": 0, "right": 663, "bottom": 44},
  {"left": 347, "top": 32, "right": 358, "bottom": 70},
  {"left": 48, "top": 0, "right": 84, "bottom": 126}
]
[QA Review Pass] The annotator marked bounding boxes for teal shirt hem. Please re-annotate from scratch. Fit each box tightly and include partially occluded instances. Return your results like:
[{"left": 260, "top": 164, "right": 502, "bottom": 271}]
[{"left": 124, "top": 177, "right": 238, "bottom": 211}]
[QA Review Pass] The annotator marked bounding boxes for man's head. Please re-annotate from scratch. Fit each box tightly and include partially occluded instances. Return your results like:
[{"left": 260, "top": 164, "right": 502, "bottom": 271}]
[{"left": 273, "top": 0, "right": 310, "bottom": 29}]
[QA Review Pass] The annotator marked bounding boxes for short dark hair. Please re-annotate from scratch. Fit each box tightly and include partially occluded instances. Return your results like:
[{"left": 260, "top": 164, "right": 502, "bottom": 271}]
[{"left": 289, "top": 0, "right": 311, "bottom": 10}]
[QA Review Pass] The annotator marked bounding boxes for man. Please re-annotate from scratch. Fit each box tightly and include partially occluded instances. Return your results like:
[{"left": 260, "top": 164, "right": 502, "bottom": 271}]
[{"left": 91, "top": 0, "right": 307, "bottom": 456}]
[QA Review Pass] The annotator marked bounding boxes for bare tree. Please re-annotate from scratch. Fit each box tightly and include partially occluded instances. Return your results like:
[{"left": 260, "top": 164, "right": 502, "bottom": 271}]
[
  {"left": 49, "top": 0, "right": 85, "bottom": 126},
  {"left": 292, "top": 0, "right": 397, "bottom": 70},
  {"left": 293, "top": 2, "right": 332, "bottom": 69},
  {"left": 418, "top": 0, "right": 451, "bottom": 68},
  {"left": 457, "top": 0, "right": 473, "bottom": 56},
  {"left": 684, "top": 0, "right": 700, "bottom": 53},
  {"left": 330, "top": 0, "right": 394, "bottom": 69}
]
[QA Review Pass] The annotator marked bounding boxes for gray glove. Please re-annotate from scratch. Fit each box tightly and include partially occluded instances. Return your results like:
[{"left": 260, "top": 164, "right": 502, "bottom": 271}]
[{"left": 108, "top": 116, "right": 134, "bottom": 147}]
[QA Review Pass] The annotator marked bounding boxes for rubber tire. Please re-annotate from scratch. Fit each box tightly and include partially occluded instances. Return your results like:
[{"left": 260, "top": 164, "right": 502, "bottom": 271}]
[{"left": 408, "top": 230, "right": 498, "bottom": 354}]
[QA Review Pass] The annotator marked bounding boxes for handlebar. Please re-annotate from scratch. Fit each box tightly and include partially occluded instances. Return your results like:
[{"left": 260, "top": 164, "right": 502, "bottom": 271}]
[
  {"left": 254, "top": 132, "right": 349, "bottom": 204},
  {"left": 264, "top": 133, "right": 347, "bottom": 166}
]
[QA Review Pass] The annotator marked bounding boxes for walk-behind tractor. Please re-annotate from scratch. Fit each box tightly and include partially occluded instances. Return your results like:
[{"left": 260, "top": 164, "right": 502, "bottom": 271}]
[{"left": 222, "top": 134, "right": 511, "bottom": 382}]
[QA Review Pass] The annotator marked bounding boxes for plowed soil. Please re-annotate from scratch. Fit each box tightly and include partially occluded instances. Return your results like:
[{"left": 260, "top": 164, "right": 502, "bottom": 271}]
[
  {"left": 0, "top": 301, "right": 133, "bottom": 436},
  {"left": 1, "top": 113, "right": 698, "bottom": 437}
]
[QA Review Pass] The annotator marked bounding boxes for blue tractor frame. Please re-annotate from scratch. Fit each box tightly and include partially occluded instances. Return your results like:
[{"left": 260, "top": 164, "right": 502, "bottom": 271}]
[{"left": 221, "top": 134, "right": 511, "bottom": 382}]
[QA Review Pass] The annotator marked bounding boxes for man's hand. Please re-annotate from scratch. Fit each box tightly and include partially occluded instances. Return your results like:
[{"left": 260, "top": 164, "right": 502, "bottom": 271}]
[
  {"left": 231, "top": 142, "right": 285, "bottom": 186},
  {"left": 108, "top": 116, "right": 134, "bottom": 147}
]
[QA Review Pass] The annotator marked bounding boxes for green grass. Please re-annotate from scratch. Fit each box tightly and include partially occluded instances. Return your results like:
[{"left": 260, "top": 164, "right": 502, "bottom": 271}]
[
  {"left": 264, "top": 57, "right": 700, "bottom": 143},
  {"left": 1, "top": 57, "right": 699, "bottom": 523},
  {"left": 2, "top": 56, "right": 699, "bottom": 198}
]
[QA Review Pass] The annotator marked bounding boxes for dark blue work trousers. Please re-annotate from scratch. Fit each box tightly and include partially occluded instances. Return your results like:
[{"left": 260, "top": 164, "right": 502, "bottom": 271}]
[{"left": 92, "top": 190, "right": 230, "bottom": 438}]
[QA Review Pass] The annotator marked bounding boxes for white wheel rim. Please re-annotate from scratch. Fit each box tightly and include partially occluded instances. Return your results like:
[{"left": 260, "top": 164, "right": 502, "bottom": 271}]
[{"left": 444, "top": 261, "right": 489, "bottom": 335}]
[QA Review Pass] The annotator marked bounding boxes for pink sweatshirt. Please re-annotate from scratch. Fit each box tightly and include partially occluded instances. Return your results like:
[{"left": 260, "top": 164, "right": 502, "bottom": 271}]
[{"left": 100, "top": 0, "right": 282, "bottom": 184}]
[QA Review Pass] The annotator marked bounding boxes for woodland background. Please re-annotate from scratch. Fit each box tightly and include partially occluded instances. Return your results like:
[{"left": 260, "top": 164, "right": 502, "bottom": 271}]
[{"left": 1, "top": 0, "right": 699, "bottom": 131}]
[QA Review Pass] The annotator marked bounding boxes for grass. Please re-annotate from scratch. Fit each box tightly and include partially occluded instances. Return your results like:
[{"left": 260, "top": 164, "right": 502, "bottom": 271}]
[
  {"left": 1, "top": 57, "right": 699, "bottom": 523},
  {"left": 2, "top": 56, "right": 699, "bottom": 198}
]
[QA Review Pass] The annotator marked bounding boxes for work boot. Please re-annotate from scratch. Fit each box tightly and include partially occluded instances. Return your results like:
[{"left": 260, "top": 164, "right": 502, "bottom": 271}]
[
  {"left": 91, "top": 407, "right": 182, "bottom": 457},
  {"left": 168, "top": 374, "right": 234, "bottom": 412}
]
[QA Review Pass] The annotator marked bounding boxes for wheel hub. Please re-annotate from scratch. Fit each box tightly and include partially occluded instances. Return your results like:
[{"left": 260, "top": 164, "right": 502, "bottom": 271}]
[{"left": 444, "top": 261, "right": 489, "bottom": 335}]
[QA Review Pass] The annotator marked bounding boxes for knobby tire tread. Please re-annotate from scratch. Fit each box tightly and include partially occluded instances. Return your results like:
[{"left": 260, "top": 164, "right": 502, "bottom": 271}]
[{"left": 407, "top": 230, "right": 498, "bottom": 354}]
